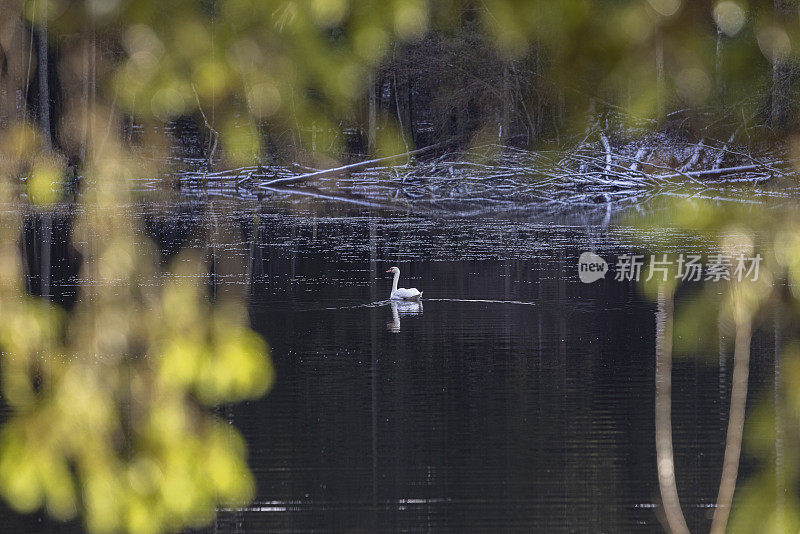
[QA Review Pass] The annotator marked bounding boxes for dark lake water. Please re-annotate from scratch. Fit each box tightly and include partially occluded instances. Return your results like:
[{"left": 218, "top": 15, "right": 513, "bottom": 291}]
[{"left": 1, "top": 201, "right": 782, "bottom": 533}]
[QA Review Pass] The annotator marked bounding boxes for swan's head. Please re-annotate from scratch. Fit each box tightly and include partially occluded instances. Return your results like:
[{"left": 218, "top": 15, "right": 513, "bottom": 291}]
[{"left": 386, "top": 266, "right": 400, "bottom": 274}]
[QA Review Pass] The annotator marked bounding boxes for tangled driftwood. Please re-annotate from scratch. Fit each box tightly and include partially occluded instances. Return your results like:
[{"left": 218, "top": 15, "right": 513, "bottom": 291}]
[{"left": 178, "top": 133, "right": 792, "bottom": 219}]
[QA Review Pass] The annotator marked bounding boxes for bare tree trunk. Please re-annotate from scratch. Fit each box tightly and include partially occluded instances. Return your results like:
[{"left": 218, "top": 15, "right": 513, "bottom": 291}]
[
  {"left": 771, "top": 0, "right": 795, "bottom": 128},
  {"left": 655, "top": 23, "right": 665, "bottom": 123},
  {"left": 533, "top": 3, "right": 544, "bottom": 140},
  {"left": 38, "top": 2, "right": 52, "bottom": 300},
  {"left": 38, "top": 0, "right": 51, "bottom": 152},
  {"left": 81, "top": 38, "right": 89, "bottom": 162},
  {"left": 15, "top": 12, "right": 32, "bottom": 122},
  {"left": 0, "top": 69, "right": 6, "bottom": 126},
  {"left": 393, "top": 70, "right": 408, "bottom": 152},
  {"left": 407, "top": 74, "right": 415, "bottom": 146},
  {"left": 710, "top": 314, "right": 752, "bottom": 534},
  {"left": 715, "top": 26, "right": 725, "bottom": 114},
  {"left": 0, "top": 17, "right": 28, "bottom": 123},
  {"left": 654, "top": 284, "right": 690, "bottom": 534},
  {"left": 501, "top": 62, "right": 511, "bottom": 143},
  {"left": 367, "top": 74, "right": 377, "bottom": 153},
  {"left": 91, "top": 28, "right": 97, "bottom": 153},
  {"left": 392, "top": 46, "right": 409, "bottom": 153}
]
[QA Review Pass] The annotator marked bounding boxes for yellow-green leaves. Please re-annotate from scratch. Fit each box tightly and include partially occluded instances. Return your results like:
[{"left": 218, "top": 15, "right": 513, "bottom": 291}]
[
  {"left": 156, "top": 267, "right": 274, "bottom": 404},
  {"left": 310, "top": 0, "right": 349, "bottom": 28},
  {"left": 0, "top": 102, "right": 273, "bottom": 534},
  {"left": 0, "top": 236, "right": 273, "bottom": 534}
]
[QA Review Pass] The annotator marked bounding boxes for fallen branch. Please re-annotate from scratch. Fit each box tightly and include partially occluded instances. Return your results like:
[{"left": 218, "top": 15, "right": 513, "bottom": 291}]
[
  {"left": 177, "top": 137, "right": 790, "bottom": 218},
  {"left": 659, "top": 161, "right": 788, "bottom": 180},
  {"left": 258, "top": 143, "right": 445, "bottom": 188}
]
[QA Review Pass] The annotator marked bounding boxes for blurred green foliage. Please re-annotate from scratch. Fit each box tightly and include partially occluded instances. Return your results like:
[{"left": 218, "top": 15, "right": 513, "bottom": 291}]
[
  {"left": 13, "top": 0, "right": 795, "bottom": 163},
  {"left": 0, "top": 126, "right": 273, "bottom": 532}
]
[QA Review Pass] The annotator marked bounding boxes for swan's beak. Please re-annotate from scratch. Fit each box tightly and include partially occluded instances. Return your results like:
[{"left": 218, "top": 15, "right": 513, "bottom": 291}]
[{"left": 386, "top": 269, "right": 392, "bottom": 273}]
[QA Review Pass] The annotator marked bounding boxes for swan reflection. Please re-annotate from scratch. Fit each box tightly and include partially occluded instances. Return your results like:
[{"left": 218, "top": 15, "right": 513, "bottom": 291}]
[{"left": 387, "top": 301, "right": 423, "bottom": 332}]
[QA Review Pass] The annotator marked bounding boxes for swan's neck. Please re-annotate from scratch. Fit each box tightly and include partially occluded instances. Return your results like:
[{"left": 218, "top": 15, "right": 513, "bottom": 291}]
[{"left": 391, "top": 271, "right": 399, "bottom": 293}]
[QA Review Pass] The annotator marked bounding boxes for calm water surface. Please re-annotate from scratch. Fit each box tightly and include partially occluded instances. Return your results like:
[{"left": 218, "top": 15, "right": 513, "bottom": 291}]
[
  {"left": 203, "top": 207, "right": 775, "bottom": 533},
  {"left": 2, "top": 202, "right": 781, "bottom": 533}
]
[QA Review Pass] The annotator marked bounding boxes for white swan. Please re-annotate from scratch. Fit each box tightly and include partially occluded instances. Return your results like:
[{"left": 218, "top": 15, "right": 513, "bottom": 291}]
[{"left": 386, "top": 266, "right": 422, "bottom": 301}]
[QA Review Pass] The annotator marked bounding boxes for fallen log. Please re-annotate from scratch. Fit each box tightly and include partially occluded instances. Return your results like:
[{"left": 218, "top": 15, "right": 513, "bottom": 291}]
[
  {"left": 610, "top": 152, "right": 786, "bottom": 183},
  {"left": 258, "top": 142, "right": 446, "bottom": 188},
  {"left": 659, "top": 161, "right": 788, "bottom": 180}
]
